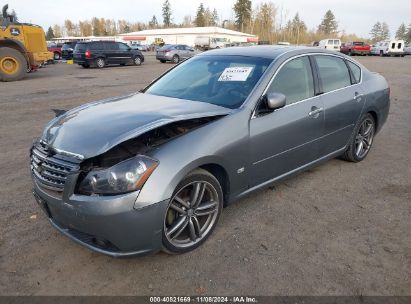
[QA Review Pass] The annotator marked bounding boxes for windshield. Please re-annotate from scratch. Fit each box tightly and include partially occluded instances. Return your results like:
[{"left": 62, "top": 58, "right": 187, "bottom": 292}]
[{"left": 145, "top": 55, "right": 272, "bottom": 109}]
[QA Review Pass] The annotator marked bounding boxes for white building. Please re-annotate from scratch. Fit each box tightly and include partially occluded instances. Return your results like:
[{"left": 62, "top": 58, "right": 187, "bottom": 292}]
[{"left": 118, "top": 27, "right": 258, "bottom": 46}]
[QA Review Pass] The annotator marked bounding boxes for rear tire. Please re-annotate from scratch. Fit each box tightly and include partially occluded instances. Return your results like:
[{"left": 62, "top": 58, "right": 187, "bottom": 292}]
[
  {"left": 95, "top": 57, "right": 105, "bottom": 68},
  {"left": 0, "top": 47, "right": 27, "bottom": 82},
  {"left": 379, "top": 50, "right": 384, "bottom": 57},
  {"left": 342, "top": 113, "right": 376, "bottom": 162},
  {"left": 53, "top": 52, "right": 61, "bottom": 60}
]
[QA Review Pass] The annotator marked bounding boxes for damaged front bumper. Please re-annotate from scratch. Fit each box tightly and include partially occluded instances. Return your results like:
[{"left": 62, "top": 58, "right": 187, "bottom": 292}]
[{"left": 32, "top": 179, "right": 169, "bottom": 257}]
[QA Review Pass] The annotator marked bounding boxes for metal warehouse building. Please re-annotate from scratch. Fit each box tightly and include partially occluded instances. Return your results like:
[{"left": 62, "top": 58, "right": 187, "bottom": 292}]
[{"left": 118, "top": 26, "right": 258, "bottom": 47}]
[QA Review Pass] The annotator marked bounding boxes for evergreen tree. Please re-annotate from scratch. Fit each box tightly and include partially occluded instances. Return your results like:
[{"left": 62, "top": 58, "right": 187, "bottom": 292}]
[
  {"left": 195, "top": 3, "right": 206, "bottom": 27},
  {"left": 233, "top": 0, "right": 252, "bottom": 32},
  {"left": 381, "top": 22, "right": 390, "bottom": 40},
  {"left": 149, "top": 15, "right": 158, "bottom": 29},
  {"left": 211, "top": 8, "right": 219, "bottom": 26},
  {"left": 45, "top": 26, "right": 55, "bottom": 40},
  {"left": 406, "top": 23, "right": 411, "bottom": 43},
  {"left": 370, "top": 22, "right": 382, "bottom": 42},
  {"left": 318, "top": 10, "right": 338, "bottom": 34},
  {"left": 162, "top": 0, "right": 172, "bottom": 27},
  {"left": 395, "top": 23, "right": 406, "bottom": 40}
]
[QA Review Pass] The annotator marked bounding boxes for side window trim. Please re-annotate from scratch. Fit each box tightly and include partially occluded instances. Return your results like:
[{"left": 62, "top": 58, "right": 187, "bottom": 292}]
[
  {"left": 344, "top": 59, "right": 356, "bottom": 85},
  {"left": 308, "top": 55, "right": 323, "bottom": 96},
  {"left": 344, "top": 59, "right": 362, "bottom": 85}
]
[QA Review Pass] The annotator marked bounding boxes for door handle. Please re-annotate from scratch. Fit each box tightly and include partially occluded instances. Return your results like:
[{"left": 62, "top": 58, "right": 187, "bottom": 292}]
[
  {"left": 354, "top": 92, "right": 363, "bottom": 102},
  {"left": 308, "top": 107, "right": 323, "bottom": 117}
]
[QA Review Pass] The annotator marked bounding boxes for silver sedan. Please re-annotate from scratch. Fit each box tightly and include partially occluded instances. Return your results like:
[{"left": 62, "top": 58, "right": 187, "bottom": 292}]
[
  {"left": 31, "top": 46, "right": 390, "bottom": 256},
  {"left": 156, "top": 44, "right": 199, "bottom": 63}
]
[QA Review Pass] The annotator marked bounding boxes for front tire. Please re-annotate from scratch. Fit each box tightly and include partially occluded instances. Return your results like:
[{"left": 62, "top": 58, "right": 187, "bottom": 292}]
[
  {"left": 54, "top": 52, "right": 61, "bottom": 60},
  {"left": 134, "top": 56, "right": 142, "bottom": 66},
  {"left": 172, "top": 55, "right": 180, "bottom": 64},
  {"left": 0, "top": 47, "right": 27, "bottom": 82},
  {"left": 162, "top": 169, "right": 223, "bottom": 254},
  {"left": 342, "top": 113, "right": 376, "bottom": 162}
]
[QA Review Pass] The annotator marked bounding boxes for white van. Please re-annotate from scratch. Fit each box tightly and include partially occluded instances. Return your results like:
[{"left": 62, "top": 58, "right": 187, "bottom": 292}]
[
  {"left": 371, "top": 40, "right": 405, "bottom": 56},
  {"left": 318, "top": 39, "right": 341, "bottom": 50}
]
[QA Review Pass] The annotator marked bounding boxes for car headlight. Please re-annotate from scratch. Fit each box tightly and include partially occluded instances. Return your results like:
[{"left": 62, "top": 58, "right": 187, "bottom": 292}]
[{"left": 78, "top": 155, "right": 158, "bottom": 195}]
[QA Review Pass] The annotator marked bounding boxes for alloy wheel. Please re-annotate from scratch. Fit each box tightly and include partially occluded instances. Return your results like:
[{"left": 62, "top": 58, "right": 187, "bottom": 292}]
[
  {"left": 164, "top": 181, "right": 219, "bottom": 249},
  {"left": 96, "top": 58, "right": 105, "bottom": 68},
  {"left": 355, "top": 117, "right": 375, "bottom": 159},
  {"left": 134, "top": 57, "right": 142, "bottom": 65}
]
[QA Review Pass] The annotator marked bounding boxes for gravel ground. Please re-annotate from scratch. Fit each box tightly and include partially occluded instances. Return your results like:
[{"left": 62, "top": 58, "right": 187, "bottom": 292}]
[{"left": 0, "top": 55, "right": 410, "bottom": 296}]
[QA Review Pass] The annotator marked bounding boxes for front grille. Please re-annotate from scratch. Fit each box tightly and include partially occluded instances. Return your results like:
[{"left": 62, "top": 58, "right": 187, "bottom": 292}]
[{"left": 30, "top": 141, "right": 80, "bottom": 192}]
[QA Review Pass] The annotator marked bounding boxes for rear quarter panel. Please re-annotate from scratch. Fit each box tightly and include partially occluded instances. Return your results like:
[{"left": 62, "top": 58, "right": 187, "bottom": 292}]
[{"left": 360, "top": 70, "right": 390, "bottom": 133}]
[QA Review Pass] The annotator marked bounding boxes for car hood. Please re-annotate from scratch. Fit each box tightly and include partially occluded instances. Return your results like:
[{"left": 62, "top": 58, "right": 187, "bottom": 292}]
[{"left": 42, "top": 93, "right": 232, "bottom": 160}]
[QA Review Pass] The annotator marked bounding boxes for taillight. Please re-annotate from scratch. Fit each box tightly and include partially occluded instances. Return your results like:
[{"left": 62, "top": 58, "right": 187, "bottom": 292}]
[{"left": 85, "top": 50, "right": 91, "bottom": 58}]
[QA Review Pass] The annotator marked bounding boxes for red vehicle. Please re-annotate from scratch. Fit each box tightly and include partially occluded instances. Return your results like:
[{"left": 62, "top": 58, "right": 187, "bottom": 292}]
[
  {"left": 47, "top": 42, "right": 62, "bottom": 60},
  {"left": 340, "top": 41, "right": 371, "bottom": 56}
]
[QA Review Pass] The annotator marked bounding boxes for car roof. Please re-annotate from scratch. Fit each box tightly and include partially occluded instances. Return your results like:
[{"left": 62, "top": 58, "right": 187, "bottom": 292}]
[{"left": 197, "top": 46, "right": 343, "bottom": 60}]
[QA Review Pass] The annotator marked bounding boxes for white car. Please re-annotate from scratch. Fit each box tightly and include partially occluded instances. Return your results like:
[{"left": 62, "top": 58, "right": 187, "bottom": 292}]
[
  {"left": 371, "top": 40, "right": 405, "bottom": 57},
  {"left": 318, "top": 39, "right": 341, "bottom": 50}
]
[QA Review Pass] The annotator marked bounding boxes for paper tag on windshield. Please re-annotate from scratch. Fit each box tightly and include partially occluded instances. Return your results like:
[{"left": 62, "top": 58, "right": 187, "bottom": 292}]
[{"left": 218, "top": 67, "right": 253, "bottom": 82}]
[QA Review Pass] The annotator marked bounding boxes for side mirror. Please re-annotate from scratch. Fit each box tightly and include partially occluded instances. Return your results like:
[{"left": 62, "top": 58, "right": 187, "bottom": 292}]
[{"left": 266, "top": 92, "right": 286, "bottom": 110}]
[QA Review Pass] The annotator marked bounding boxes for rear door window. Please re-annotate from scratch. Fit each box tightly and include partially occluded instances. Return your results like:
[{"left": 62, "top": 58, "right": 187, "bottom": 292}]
[
  {"left": 105, "top": 42, "right": 119, "bottom": 50},
  {"left": 90, "top": 42, "right": 104, "bottom": 50},
  {"left": 118, "top": 43, "right": 130, "bottom": 51},
  {"left": 315, "top": 55, "right": 351, "bottom": 92}
]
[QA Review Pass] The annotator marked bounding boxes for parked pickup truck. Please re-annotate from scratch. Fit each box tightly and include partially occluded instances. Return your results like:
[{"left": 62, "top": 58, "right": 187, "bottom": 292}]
[
  {"left": 47, "top": 42, "right": 62, "bottom": 60},
  {"left": 340, "top": 41, "right": 370, "bottom": 56}
]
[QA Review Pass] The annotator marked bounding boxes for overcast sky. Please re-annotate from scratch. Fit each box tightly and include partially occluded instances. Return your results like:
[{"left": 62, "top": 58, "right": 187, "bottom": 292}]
[{"left": 8, "top": 0, "right": 410, "bottom": 38}]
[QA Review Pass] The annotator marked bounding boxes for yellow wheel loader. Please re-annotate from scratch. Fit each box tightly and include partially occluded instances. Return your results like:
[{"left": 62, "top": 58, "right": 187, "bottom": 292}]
[{"left": 0, "top": 4, "right": 53, "bottom": 82}]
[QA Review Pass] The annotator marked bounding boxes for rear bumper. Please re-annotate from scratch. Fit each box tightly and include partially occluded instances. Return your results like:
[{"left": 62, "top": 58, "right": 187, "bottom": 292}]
[
  {"left": 74, "top": 58, "right": 93, "bottom": 65},
  {"left": 32, "top": 179, "right": 169, "bottom": 257},
  {"left": 156, "top": 54, "right": 173, "bottom": 61}
]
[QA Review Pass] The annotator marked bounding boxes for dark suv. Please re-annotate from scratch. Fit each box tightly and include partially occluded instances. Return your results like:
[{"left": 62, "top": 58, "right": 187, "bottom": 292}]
[{"left": 73, "top": 41, "right": 144, "bottom": 68}]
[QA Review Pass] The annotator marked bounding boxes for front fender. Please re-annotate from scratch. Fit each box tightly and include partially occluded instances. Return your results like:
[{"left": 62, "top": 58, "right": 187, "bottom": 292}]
[{"left": 134, "top": 110, "right": 251, "bottom": 209}]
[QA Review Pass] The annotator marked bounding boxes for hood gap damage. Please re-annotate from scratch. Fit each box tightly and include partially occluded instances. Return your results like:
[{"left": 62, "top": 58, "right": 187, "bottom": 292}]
[{"left": 80, "top": 116, "right": 225, "bottom": 171}]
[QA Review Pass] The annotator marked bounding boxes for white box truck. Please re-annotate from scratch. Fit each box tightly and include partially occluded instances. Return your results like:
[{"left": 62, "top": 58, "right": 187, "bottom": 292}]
[{"left": 194, "top": 36, "right": 228, "bottom": 50}]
